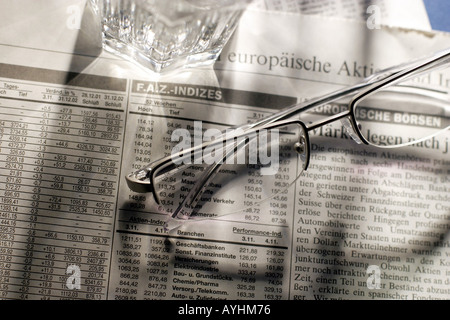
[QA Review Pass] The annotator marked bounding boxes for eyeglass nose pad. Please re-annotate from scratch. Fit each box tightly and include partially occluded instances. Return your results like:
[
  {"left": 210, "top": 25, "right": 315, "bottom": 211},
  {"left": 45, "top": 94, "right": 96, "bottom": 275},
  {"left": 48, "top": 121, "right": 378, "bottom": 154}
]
[
  {"left": 340, "top": 117, "right": 363, "bottom": 144},
  {"left": 294, "top": 134, "right": 309, "bottom": 170}
]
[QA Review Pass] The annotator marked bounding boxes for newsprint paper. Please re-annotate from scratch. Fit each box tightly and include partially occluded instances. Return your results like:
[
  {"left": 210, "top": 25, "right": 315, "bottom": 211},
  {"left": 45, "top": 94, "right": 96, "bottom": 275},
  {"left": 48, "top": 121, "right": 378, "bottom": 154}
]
[{"left": 0, "top": 0, "right": 448, "bottom": 300}]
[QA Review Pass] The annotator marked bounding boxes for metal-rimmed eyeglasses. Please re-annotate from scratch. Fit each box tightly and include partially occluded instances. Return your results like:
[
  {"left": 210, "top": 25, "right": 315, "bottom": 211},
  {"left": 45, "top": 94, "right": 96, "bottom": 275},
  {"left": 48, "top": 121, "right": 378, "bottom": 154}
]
[{"left": 126, "top": 47, "right": 450, "bottom": 231}]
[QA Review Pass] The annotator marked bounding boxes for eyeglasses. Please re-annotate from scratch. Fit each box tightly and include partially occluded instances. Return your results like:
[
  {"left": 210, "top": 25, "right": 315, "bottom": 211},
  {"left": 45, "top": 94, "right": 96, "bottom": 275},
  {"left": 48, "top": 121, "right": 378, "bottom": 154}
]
[{"left": 126, "top": 48, "right": 450, "bottom": 231}]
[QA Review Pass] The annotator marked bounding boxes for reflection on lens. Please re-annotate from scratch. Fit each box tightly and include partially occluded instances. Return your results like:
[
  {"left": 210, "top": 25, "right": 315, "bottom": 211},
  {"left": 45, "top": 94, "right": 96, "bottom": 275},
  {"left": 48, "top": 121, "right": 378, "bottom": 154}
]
[
  {"left": 354, "top": 83, "right": 449, "bottom": 147},
  {"left": 153, "top": 122, "right": 308, "bottom": 224}
]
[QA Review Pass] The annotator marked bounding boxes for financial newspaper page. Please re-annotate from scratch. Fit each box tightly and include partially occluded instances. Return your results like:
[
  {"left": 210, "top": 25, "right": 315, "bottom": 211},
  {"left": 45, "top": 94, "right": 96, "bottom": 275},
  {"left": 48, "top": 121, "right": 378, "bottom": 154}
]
[{"left": 0, "top": 1, "right": 449, "bottom": 300}]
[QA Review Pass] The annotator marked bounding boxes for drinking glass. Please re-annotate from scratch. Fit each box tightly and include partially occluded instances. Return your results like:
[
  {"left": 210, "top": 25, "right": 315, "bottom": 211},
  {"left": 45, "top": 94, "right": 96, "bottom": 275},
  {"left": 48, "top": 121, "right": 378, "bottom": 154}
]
[{"left": 90, "top": 0, "right": 252, "bottom": 72}]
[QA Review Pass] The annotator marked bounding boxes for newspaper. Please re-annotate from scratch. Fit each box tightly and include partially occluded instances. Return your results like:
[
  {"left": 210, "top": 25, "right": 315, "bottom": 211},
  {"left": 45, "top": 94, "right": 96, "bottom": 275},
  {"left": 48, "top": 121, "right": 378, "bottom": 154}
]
[
  {"left": 249, "top": 0, "right": 432, "bottom": 30},
  {"left": 0, "top": 1, "right": 448, "bottom": 301}
]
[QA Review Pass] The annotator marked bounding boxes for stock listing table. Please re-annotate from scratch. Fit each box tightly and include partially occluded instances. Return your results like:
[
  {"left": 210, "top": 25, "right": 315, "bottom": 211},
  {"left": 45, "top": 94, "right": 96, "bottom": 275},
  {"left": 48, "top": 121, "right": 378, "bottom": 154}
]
[{"left": 0, "top": 64, "right": 126, "bottom": 299}]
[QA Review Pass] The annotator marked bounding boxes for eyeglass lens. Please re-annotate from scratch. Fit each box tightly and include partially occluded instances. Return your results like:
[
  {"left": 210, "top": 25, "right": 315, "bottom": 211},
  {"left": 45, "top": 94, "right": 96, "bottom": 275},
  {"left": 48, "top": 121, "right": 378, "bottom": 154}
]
[
  {"left": 153, "top": 122, "right": 309, "bottom": 223},
  {"left": 354, "top": 64, "right": 450, "bottom": 147}
]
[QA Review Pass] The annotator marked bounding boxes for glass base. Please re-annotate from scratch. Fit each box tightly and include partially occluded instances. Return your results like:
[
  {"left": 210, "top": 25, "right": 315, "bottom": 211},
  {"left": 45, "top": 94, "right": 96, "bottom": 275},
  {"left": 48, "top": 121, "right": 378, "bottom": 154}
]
[{"left": 102, "top": 33, "right": 222, "bottom": 73}]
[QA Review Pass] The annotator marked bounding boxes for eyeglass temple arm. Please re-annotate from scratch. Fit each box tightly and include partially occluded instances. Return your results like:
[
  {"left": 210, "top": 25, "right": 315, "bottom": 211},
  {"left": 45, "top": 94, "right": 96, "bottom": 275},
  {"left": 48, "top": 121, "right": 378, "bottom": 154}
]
[
  {"left": 161, "top": 143, "right": 245, "bottom": 231},
  {"left": 167, "top": 138, "right": 246, "bottom": 222}
]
